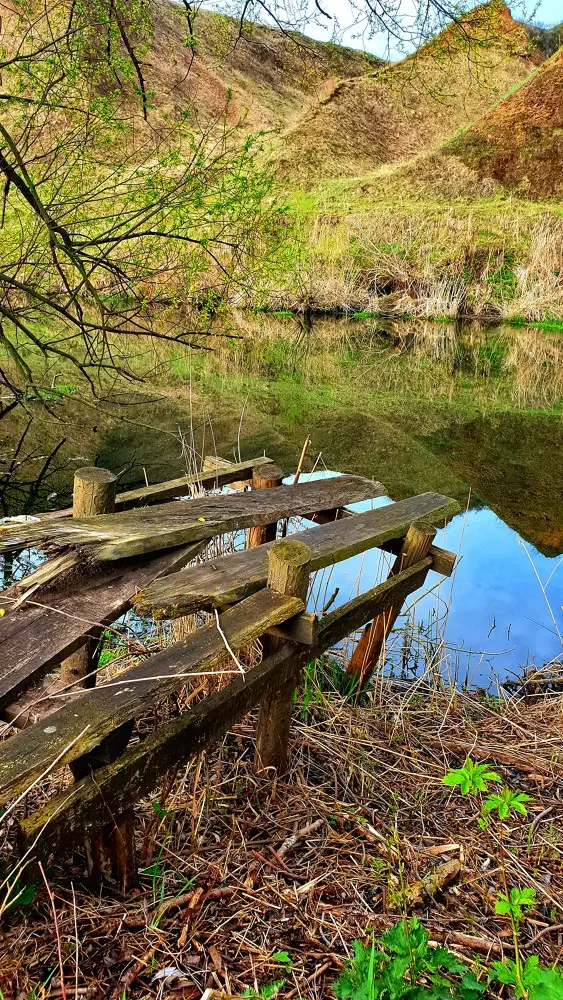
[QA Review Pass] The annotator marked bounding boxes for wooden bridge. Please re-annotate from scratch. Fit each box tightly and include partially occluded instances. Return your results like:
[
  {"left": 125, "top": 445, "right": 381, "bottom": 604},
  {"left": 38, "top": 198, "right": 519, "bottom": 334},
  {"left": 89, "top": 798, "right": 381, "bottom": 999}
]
[{"left": 0, "top": 456, "right": 459, "bottom": 891}]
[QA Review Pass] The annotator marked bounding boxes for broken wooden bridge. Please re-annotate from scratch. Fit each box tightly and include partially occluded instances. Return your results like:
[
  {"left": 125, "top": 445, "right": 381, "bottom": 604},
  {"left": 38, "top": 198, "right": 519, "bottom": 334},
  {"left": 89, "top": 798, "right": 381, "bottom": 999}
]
[{"left": 0, "top": 455, "right": 459, "bottom": 889}]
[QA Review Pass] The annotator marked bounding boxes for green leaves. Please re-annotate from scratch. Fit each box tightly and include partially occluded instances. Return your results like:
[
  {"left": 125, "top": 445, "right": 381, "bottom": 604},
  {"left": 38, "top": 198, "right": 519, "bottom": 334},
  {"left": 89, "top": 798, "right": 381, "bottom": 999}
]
[
  {"left": 332, "top": 917, "right": 563, "bottom": 1000},
  {"left": 490, "top": 955, "right": 563, "bottom": 999},
  {"left": 271, "top": 951, "right": 292, "bottom": 966},
  {"left": 442, "top": 758, "right": 500, "bottom": 795},
  {"left": 333, "top": 919, "right": 486, "bottom": 1000},
  {"left": 495, "top": 886, "right": 536, "bottom": 922},
  {"left": 483, "top": 787, "right": 531, "bottom": 820}
]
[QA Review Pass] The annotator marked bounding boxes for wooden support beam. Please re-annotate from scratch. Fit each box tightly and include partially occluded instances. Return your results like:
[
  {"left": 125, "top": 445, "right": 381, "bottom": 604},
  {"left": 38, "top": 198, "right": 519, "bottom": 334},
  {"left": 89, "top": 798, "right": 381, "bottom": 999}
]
[
  {"left": 347, "top": 524, "right": 436, "bottom": 689},
  {"left": 72, "top": 467, "right": 118, "bottom": 518},
  {"left": 66, "top": 467, "right": 130, "bottom": 889},
  {"left": 255, "top": 539, "right": 312, "bottom": 775},
  {"left": 17, "top": 558, "right": 429, "bottom": 865},
  {"left": 247, "top": 463, "right": 284, "bottom": 548},
  {"left": 266, "top": 611, "right": 318, "bottom": 646},
  {"left": 0, "top": 588, "right": 305, "bottom": 806},
  {"left": 133, "top": 493, "right": 460, "bottom": 620}
]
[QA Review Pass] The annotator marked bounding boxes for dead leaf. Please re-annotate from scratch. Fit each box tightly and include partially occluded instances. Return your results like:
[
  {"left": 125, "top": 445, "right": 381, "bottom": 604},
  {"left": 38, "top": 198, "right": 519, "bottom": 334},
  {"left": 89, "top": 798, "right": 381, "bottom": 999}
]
[{"left": 209, "top": 945, "right": 222, "bottom": 972}]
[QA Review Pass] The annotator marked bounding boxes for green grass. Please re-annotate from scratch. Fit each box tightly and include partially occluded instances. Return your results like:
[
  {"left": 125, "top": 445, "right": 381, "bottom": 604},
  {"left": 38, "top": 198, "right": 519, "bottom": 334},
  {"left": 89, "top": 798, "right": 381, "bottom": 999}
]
[{"left": 507, "top": 316, "right": 563, "bottom": 333}]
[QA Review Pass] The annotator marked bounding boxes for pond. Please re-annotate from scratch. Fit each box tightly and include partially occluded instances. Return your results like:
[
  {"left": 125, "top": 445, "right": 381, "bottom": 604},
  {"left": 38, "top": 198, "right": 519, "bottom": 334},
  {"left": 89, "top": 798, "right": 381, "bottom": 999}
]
[{"left": 1, "top": 314, "right": 562, "bottom": 687}]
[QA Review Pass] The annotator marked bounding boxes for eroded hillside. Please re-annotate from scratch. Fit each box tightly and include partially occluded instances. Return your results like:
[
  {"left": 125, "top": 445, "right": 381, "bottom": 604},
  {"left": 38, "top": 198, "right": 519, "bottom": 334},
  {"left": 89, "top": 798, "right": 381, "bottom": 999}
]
[
  {"left": 274, "top": 0, "right": 541, "bottom": 183},
  {"left": 147, "top": 2, "right": 382, "bottom": 130},
  {"left": 443, "top": 46, "right": 563, "bottom": 197}
]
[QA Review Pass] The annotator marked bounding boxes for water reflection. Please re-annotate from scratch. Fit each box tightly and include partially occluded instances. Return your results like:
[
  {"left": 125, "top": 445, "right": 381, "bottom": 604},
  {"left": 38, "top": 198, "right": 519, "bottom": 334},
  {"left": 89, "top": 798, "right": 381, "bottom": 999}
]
[
  {"left": 302, "top": 474, "right": 563, "bottom": 687},
  {"left": 1, "top": 315, "right": 561, "bottom": 682}
]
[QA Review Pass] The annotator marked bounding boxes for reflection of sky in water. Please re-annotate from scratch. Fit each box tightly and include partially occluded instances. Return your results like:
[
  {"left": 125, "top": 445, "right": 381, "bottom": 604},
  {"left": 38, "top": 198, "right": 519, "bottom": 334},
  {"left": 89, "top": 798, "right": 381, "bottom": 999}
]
[{"left": 290, "top": 471, "right": 563, "bottom": 688}]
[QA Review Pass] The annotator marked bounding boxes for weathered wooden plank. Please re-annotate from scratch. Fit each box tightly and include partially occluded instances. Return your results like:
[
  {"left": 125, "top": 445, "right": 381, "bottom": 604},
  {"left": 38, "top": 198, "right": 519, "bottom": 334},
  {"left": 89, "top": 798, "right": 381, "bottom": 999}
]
[
  {"left": 0, "top": 588, "right": 304, "bottom": 805},
  {"left": 36, "top": 457, "right": 273, "bottom": 520},
  {"left": 0, "top": 544, "right": 204, "bottom": 712},
  {"left": 0, "top": 475, "right": 385, "bottom": 559},
  {"left": 310, "top": 507, "right": 456, "bottom": 577},
  {"left": 18, "top": 560, "right": 428, "bottom": 862},
  {"left": 133, "top": 493, "right": 460, "bottom": 619}
]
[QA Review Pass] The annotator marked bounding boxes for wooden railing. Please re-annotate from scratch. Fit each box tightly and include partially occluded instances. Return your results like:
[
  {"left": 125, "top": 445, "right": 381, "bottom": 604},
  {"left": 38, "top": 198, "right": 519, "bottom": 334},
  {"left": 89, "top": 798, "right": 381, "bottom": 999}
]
[{"left": 0, "top": 456, "right": 459, "bottom": 891}]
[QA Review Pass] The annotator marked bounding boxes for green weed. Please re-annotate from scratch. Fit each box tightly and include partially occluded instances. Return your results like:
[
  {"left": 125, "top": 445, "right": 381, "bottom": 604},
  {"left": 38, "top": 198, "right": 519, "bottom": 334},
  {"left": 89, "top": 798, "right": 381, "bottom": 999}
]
[{"left": 333, "top": 919, "right": 485, "bottom": 999}]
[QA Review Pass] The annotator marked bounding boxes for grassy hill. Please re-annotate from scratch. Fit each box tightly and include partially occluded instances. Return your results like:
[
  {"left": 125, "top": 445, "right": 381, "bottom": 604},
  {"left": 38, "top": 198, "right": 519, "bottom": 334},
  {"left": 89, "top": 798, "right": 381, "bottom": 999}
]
[
  {"left": 273, "top": 0, "right": 540, "bottom": 183},
  {"left": 147, "top": 1, "right": 382, "bottom": 131}
]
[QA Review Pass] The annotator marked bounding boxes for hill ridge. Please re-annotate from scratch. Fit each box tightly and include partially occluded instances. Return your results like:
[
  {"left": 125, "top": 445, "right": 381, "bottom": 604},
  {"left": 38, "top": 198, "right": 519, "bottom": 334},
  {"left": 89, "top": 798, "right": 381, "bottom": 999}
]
[
  {"left": 442, "top": 45, "right": 563, "bottom": 197},
  {"left": 273, "top": 0, "right": 541, "bottom": 183}
]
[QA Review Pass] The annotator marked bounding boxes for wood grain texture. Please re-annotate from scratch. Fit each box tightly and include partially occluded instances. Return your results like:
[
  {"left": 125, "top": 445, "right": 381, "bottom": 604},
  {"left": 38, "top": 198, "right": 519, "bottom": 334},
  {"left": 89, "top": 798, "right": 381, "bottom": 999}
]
[
  {"left": 72, "top": 468, "right": 117, "bottom": 518},
  {"left": 62, "top": 468, "right": 117, "bottom": 690},
  {"left": 0, "top": 544, "right": 204, "bottom": 712},
  {"left": 134, "top": 492, "right": 459, "bottom": 619},
  {"left": 0, "top": 475, "right": 385, "bottom": 559},
  {"left": 0, "top": 588, "right": 304, "bottom": 805},
  {"left": 18, "top": 559, "right": 429, "bottom": 863},
  {"left": 310, "top": 507, "right": 456, "bottom": 577}
]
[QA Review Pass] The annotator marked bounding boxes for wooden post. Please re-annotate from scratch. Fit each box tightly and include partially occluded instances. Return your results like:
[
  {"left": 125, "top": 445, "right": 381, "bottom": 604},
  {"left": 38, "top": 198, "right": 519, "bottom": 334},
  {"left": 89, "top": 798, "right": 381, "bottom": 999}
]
[
  {"left": 65, "top": 468, "right": 136, "bottom": 891},
  {"left": 72, "top": 467, "right": 118, "bottom": 517},
  {"left": 247, "top": 463, "right": 284, "bottom": 549},
  {"left": 255, "top": 538, "right": 311, "bottom": 774},
  {"left": 347, "top": 523, "right": 436, "bottom": 690},
  {"left": 61, "top": 468, "right": 117, "bottom": 689}
]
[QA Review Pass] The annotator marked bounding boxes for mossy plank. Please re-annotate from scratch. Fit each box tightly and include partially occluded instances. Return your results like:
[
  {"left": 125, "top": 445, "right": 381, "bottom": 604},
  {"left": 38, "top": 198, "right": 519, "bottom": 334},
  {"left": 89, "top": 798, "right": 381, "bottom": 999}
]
[
  {"left": 18, "top": 561, "right": 428, "bottom": 863},
  {"left": 133, "top": 493, "right": 459, "bottom": 619},
  {"left": 0, "top": 544, "right": 204, "bottom": 711},
  {"left": 0, "top": 588, "right": 304, "bottom": 805},
  {"left": 0, "top": 475, "right": 385, "bottom": 558}
]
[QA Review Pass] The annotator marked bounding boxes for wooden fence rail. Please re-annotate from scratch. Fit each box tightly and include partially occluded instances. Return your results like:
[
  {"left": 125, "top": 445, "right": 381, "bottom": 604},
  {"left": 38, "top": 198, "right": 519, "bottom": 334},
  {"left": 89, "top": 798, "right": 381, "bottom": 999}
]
[
  {"left": 18, "top": 552, "right": 431, "bottom": 867},
  {"left": 0, "top": 455, "right": 459, "bottom": 889}
]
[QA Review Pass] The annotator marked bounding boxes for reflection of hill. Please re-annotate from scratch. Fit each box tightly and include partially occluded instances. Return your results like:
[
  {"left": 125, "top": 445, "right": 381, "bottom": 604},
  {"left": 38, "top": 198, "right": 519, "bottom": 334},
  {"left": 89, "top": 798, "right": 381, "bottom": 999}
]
[{"left": 424, "top": 413, "right": 563, "bottom": 555}]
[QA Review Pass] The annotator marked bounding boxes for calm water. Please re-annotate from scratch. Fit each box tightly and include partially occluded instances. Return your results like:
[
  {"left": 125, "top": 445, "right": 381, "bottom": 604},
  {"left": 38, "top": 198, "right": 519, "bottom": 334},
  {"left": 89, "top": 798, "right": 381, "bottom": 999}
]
[{"left": 1, "top": 314, "right": 562, "bottom": 686}]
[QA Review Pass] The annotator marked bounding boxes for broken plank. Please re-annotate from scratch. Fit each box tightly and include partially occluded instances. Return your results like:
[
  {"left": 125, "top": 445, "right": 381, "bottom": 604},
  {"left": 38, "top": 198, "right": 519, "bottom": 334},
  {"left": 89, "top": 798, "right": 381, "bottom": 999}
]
[
  {"left": 0, "top": 544, "right": 204, "bottom": 712},
  {"left": 36, "top": 457, "right": 273, "bottom": 520},
  {"left": 0, "top": 475, "right": 385, "bottom": 559},
  {"left": 133, "top": 493, "right": 460, "bottom": 619},
  {"left": 18, "top": 562, "right": 428, "bottom": 863},
  {"left": 0, "top": 588, "right": 304, "bottom": 805}
]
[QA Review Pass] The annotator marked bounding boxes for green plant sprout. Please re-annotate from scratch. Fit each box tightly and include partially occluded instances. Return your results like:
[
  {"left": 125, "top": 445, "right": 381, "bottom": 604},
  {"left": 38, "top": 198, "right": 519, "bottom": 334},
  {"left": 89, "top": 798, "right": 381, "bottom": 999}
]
[
  {"left": 441, "top": 758, "right": 563, "bottom": 998},
  {"left": 333, "top": 918, "right": 486, "bottom": 999},
  {"left": 442, "top": 757, "right": 501, "bottom": 795}
]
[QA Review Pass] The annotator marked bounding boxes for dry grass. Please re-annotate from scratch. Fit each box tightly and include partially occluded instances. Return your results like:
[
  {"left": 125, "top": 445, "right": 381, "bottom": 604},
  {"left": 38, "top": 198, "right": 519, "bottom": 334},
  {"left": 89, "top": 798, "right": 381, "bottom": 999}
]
[
  {"left": 277, "top": 198, "right": 563, "bottom": 322},
  {"left": 2, "top": 667, "right": 563, "bottom": 998}
]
